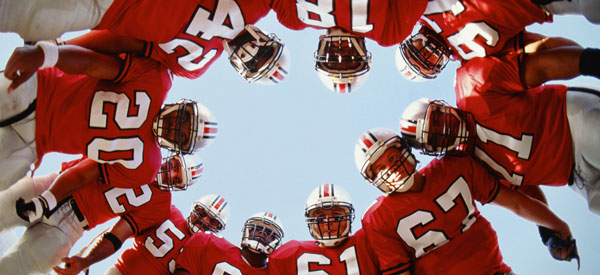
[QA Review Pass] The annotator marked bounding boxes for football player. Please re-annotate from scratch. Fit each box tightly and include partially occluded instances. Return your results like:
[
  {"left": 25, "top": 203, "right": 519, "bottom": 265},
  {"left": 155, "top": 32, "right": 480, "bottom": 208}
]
[
  {"left": 354, "top": 128, "right": 576, "bottom": 274},
  {"left": 0, "top": 42, "right": 217, "bottom": 209},
  {"left": 269, "top": 183, "right": 380, "bottom": 274},
  {"left": 401, "top": 83, "right": 600, "bottom": 216},
  {"left": 53, "top": 194, "right": 230, "bottom": 275},
  {"left": 0, "top": 153, "right": 202, "bottom": 274},
  {"left": 173, "top": 212, "right": 284, "bottom": 275},
  {"left": 396, "top": 24, "right": 600, "bottom": 85},
  {"left": 64, "top": 22, "right": 290, "bottom": 84},
  {"left": 270, "top": 0, "right": 429, "bottom": 93}
]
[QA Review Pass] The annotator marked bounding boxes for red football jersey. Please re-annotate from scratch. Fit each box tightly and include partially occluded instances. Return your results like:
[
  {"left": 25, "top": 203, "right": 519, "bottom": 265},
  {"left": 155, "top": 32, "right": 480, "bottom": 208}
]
[
  {"left": 148, "top": 0, "right": 272, "bottom": 78},
  {"left": 454, "top": 55, "right": 573, "bottom": 188},
  {"left": 176, "top": 232, "right": 269, "bottom": 275},
  {"left": 271, "top": 0, "right": 427, "bottom": 46},
  {"left": 63, "top": 158, "right": 172, "bottom": 233},
  {"left": 115, "top": 205, "right": 191, "bottom": 274},
  {"left": 35, "top": 55, "right": 170, "bottom": 188},
  {"left": 361, "top": 156, "right": 510, "bottom": 275},
  {"left": 268, "top": 228, "right": 379, "bottom": 275},
  {"left": 420, "top": 0, "right": 551, "bottom": 62}
]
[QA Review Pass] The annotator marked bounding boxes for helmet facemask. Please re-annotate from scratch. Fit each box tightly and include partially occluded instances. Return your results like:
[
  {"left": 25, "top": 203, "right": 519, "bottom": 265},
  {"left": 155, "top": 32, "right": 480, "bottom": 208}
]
[
  {"left": 360, "top": 138, "right": 418, "bottom": 194},
  {"left": 420, "top": 101, "right": 475, "bottom": 156},
  {"left": 241, "top": 214, "right": 284, "bottom": 255},
  {"left": 398, "top": 29, "right": 450, "bottom": 80},
  {"left": 187, "top": 202, "right": 226, "bottom": 234},
  {"left": 224, "top": 25, "right": 288, "bottom": 84},
  {"left": 314, "top": 30, "right": 371, "bottom": 93},
  {"left": 306, "top": 205, "right": 354, "bottom": 247},
  {"left": 156, "top": 154, "right": 188, "bottom": 191},
  {"left": 154, "top": 100, "right": 200, "bottom": 154}
]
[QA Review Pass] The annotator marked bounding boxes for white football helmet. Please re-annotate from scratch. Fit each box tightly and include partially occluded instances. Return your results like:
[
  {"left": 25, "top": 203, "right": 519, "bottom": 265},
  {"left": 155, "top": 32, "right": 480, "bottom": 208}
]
[
  {"left": 315, "top": 28, "right": 371, "bottom": 94},
  {"left": 241, "top": 212, "right": 284, "bottom": 255},
  {"left": 187, "top": 194, "right": 230, "bottom": 234},
  {"left": 224, "top": 24, "right": 291, "bottom": 85},
  {"left": 153, "top": 99, "right": 218, "bottom": 154},
  {"left": 305, "top": 183, "right": 355, "bottom": 247},
  {"left": 156, "top": 153, "right": 203, "bottom": 191},
  {"left": 354, "top": 128, "right": 418, "bottom": 193},
  {"left": 396, "top": 25, "right": 451, "bottom": 82},
  {"left": 401, "top": 98, "right": 475, "bottom": 156}
]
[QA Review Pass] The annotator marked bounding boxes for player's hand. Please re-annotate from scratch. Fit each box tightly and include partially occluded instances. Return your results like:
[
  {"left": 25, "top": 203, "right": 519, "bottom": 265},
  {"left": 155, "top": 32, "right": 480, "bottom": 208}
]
[
  {"left": 3, "top": 45, "right": 44, "bottom": 93},
  {"left": 542, "top": 228, "right": 580, "bottom": 270},
  {"left": 15, "top": 196, "right": 48, "bottom": 223},
  {"left": 53, "top": 256, "right": 87, "bottom": 275}
]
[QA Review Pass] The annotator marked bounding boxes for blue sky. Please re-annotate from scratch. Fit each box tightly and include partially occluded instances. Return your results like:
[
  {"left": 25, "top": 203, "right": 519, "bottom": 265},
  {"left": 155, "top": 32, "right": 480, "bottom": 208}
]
[{"left": 1, "top": 11, "right": 599, "bottom": 275}]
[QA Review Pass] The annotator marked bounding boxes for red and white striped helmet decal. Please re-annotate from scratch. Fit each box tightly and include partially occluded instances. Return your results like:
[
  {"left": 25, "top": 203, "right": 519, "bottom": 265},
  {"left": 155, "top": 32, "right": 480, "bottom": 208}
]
[
  {"left": 264, "top": 212, "right": 276, "bottom": 220},
  {"left": 320, "top": 183, "right": 334, "bottom": 199},
  {"left": 210, "top": 195, "right": 228, "bottom": 214},
  {"left": 334, "top": 83, "right": 351, "bottom": 94},
  {"left": 269, "top": 66, "right": 288, "bottom": 84},
  {"left": 203, "top": 122, "right": 218, "bottom": 140},
  {"left": 358, "top": 131, "right": 379, "bottom": 153},
  {"left": 191, "top": 162, "right": 204, "bottom": 180}
]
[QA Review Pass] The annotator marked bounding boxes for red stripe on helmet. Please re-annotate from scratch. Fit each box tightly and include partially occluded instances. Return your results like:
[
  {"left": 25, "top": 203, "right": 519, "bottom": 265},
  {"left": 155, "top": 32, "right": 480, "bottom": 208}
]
[
  {"left": 273, "top": 70, "right": 285, "bottom": 81},
  {"left": 401, "top": 125, "right": 417, "bottom": 134},
  {"left": 360, "top": 134, "right": 373, "bottom": 149},
  {"left": 204, "top": 126, "right": 218, "bottom": 134},
  {"left": 191, "top": 166, "right": 203, "bottom": 177},
  {"left": 214, "top": 197, "right": 226, "bottom": 210},
  {"left": 338, "top": 83, "right": 347, "bottom": 94},
  {"left": 323, "top": 184, "right": 330, "bottom": 197}
]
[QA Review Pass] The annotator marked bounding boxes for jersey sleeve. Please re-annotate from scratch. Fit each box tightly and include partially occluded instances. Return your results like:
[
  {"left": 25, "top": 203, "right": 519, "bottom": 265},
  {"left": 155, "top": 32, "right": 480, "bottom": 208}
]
[
  {"left": 175, "top": 233, "right": 210, "bottom": 273},
  {"left": 361, "top": 199, "right": 412, "bottom": 275},
  {"left": 455, "top": 54, "right": 524, "bottom": 97},
  {"left": 123, "top": 187, "right": 172, "bottom": 234},
  {"left": 464, "top": 156, "right": 501, "bottom": 204}
]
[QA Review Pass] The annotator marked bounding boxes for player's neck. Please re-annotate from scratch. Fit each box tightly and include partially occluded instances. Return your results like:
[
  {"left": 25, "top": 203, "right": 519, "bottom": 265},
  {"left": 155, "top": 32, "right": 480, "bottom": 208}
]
[{"left": 241, "top": 248, "right": 267, "bottom": 268}]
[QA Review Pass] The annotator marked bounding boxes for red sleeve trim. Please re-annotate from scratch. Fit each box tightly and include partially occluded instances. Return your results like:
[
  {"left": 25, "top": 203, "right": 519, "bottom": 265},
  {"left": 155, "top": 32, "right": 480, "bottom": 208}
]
[
  {"left": 382, "top": 263, "right": 411, "bottom": 275},
  {"left": 112, "top": 53, "right": 133, "bottom": 84}
]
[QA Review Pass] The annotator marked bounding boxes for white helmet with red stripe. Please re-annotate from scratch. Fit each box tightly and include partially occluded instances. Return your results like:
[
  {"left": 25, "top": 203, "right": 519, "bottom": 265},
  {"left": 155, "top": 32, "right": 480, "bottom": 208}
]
[
  {"left": 153, "top": 99, "right": 218, "bottom": 154},
  {"left": 354, "top": 128, "right": 418, "bottom": 193},
  {"left": 224, "top": 24, "right": 291, "bottom": 85},
  {"left": 187, "top": 194, "right": 230, "bottom": 234},
  {"left": 241, "top": 212, "right": 284, "bottom": 255},
  {"left": 401, "top": 98, "right": 475, "bottom": 156},
  {"left": 305, "top": 183, "right": 355, "bottom": 247},
  {"left": 315, "top": 28, "right": 371, "bottom": 94},
  {"left": 156, "top": 153, "right": 203, "bottom": 191}
]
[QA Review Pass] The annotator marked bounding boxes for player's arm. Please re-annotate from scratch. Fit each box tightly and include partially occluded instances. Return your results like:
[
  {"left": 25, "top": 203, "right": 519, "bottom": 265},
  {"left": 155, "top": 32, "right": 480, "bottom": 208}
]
[
  {"left": 16, "top": 158, "right": 99, "bottom": 223},
  {"left": 519, "top": 32, "right": 600, "bottom": 88},
  {"left": 65, "top": 30, "right": 148, "bottom": 56},
  {"left": 4, "top": 43, "right": 123, "bottom": 92},
  {"left": 491, "top": 184, "right": 571, "bottom": 239},
  {"left": 53, "top": 217, "right": 134, "bottom": 275}
]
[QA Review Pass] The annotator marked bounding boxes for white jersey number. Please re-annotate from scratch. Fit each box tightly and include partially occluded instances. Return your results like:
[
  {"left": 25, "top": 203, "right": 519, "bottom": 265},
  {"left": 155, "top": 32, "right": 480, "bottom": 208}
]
[
  {"left": 296, "top": 246, "right": 360, "bottom": 275},
  {"left": 212, "top": 262, "right": 242, "bottom": 275},
  {"left": 474, "top": 124, "right": 533, "bottom": 186},
  {"left": 88, "top": 91, "right": 150, "bottom": 169},
  {"left": 104, "top": 184, "right": 153, "bottom": 214},
  {"left": 159, "top": 0, "right": 244, "bottom": 72},
  {"left": 396, "top": 177, "right": 476, "bottom": 258},
  {"left": 423, "top": 0, "right": 499, "bottom": 60},
  {"left": 296, "top": 0, "right": 373, "bottom": 33},
  {"left": 145, "top": 219, "right": 186, "bottom": 272}
]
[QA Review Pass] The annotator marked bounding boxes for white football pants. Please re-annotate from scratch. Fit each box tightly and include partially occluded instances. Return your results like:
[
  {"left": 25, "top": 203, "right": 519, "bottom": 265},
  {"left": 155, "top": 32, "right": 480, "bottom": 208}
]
[
  {"left": 0, "top": 75, "right": 38, "bottom": 191},
  {"left": 0, "top": 198, "right": 87, "bottom": 274},
  {"left": 0, "top": 0, "right": 113, "bottom": 41},
  {"left": 0, "top": 173, "right": 58, "bottom": 232},
  {"left": 105, "top": 266, "right": 123, "bottom": 275},
  {"left": 542, "top": 0, "right": 600, "bottom": 24},
  {"left": 566, "top": 87, "right": 600, "bottom": 215}
]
